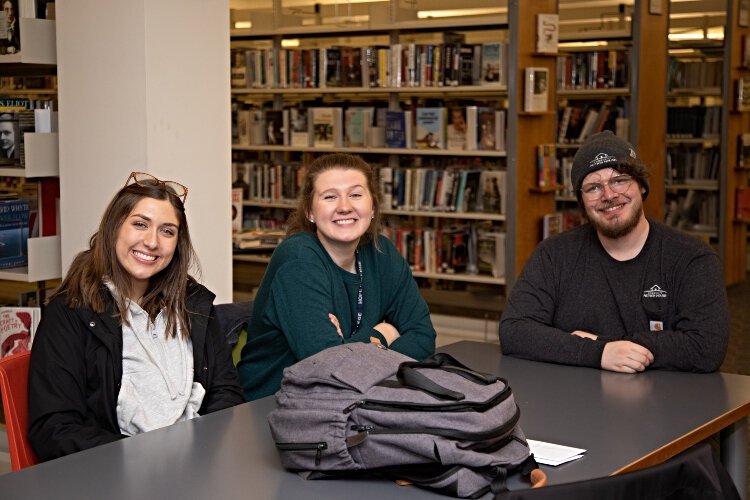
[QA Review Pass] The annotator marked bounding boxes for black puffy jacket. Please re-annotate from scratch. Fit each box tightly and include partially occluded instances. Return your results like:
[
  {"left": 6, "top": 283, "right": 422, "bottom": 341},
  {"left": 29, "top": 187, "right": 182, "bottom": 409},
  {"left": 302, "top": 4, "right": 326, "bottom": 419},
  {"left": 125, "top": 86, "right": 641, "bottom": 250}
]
[{"left": 28, "top": 282, "right": 243, "bottom": 461}]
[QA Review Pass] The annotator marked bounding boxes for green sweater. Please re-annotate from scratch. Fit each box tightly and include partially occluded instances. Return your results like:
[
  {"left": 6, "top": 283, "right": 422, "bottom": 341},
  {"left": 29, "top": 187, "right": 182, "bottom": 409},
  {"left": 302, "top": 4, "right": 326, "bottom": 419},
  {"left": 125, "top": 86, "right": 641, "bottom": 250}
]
[{"left": 237, "top": 232, "right": 436, "bottom": 401}]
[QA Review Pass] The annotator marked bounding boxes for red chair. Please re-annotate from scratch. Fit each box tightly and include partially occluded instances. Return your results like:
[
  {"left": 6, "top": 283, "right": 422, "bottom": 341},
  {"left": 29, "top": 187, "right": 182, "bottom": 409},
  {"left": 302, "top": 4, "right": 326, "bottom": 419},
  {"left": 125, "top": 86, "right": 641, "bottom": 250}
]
[{"left": 0, "top": 351, "right": 39, "bottom": 471}]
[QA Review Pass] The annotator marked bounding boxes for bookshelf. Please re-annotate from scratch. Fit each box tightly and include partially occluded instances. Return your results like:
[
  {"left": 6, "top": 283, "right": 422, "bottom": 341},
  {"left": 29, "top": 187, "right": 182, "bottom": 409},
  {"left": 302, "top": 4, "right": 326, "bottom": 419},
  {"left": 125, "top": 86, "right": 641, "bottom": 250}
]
[
  {"left": 230, "top": 0, "right": 559, "bottom": 317},
  {"left": 663, "top": 40, "right": 723, "bottom": 241},
  {"left": 0, "top": 18, "right": 61, "bottom": 294},
  {"left": 553, "top": 40, "right": 633, "bottom": 228},
  {"left": 724, "top": 0, "right": 750, "bottom": 284}
]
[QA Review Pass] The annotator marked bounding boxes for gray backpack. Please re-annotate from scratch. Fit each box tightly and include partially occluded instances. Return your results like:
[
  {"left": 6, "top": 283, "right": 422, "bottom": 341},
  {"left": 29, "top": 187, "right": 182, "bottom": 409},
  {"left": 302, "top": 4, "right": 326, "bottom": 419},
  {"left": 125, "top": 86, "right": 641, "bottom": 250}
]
[{"left": 268, "top": 343, "right": 544, "bottom": 498}]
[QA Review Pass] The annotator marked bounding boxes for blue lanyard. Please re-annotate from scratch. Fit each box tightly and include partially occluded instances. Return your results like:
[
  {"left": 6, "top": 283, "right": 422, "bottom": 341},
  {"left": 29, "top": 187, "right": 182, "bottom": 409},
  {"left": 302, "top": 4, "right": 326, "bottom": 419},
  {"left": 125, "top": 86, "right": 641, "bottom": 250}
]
[{"left": 351, "top": 250, "right": 363, "bottom": 337}]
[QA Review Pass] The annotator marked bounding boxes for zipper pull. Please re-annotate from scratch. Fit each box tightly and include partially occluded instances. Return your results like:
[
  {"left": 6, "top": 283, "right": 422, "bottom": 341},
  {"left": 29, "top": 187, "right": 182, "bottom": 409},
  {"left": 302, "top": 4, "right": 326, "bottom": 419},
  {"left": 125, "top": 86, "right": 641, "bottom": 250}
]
[
  {"left": 315, "top": 442, "right": 326, "bottom": 466},
  {"left": 350, "top": 424, "right": 374, "bottom": 432},
  {"left": 343, "top": 400, "right": 365, "bottom": 414}
]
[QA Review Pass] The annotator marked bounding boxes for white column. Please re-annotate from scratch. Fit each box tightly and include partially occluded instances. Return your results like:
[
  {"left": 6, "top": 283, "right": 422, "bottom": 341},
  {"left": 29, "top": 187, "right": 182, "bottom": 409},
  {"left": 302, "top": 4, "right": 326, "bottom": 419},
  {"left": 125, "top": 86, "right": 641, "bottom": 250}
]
[{"left": 56, "top": 0, "right": 232, "bottom": 303}]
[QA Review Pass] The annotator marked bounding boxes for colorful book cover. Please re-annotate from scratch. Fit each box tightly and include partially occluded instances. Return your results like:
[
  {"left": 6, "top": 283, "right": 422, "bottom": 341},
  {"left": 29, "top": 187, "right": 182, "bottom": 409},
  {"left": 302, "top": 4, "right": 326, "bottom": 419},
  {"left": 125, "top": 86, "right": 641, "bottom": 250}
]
[
  {"left": 345, "top": 108, "right": 371, "bottom": 147},
  {"left": 446, "top": 107, "right": 467, "bottom": 151},
  {"left": 477, "top": 108, "right": 497, "bottom": 151},
  {"left": 312, "top": 108, "right": 335, "bottom": 147},
  {"left": 0, "top": 198, "right": 29, "bottom": 268},
  {"left": 480, "top": 170, "right": 506, "bottom": 214},
  {"left": 264, "top": 110, "right": 287, "bottom": 145},
  {"left": 524, "top": 67, "right": 549, "bottom": 112},
  {"left": 536, "top": 14, "right": 559, "bottom": 54},
  {"left": 536, "top": 143, "right": 557, "bottom": 188},
  {"left": 480, "top": 43, "right": 503, "bottom": 86},
  {"left": 478, "top": 231, "right": 505, "bottom": 278},
  {"left": 0, "top": 307, "right": 41, "bottom": 357},
  {"left": 289, "top": 108, "right": 312, "bottom": 147},
  {"left": 385, "top": 111, "right": 408, "bottom": 148},
  {"left": 341, "top": 47, "right": 363, "bottom": 87},
  {"left": 415, "top": 107, "right": 445, "bottom": 149}
]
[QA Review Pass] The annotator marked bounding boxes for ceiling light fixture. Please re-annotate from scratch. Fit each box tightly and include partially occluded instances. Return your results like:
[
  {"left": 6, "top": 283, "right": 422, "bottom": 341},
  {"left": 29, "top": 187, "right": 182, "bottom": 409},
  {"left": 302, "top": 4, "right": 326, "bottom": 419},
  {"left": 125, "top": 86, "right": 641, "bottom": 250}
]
[{"left": 417, "top": 7, "right": 505, "bottom": 19}]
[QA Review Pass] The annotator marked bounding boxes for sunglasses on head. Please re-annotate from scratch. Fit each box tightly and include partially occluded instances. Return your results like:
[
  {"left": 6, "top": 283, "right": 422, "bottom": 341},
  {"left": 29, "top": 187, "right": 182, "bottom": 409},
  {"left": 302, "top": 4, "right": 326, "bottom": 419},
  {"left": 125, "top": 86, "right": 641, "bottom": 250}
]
[{"left": 124, "top": 172, "right": 188, "bottom": 203}]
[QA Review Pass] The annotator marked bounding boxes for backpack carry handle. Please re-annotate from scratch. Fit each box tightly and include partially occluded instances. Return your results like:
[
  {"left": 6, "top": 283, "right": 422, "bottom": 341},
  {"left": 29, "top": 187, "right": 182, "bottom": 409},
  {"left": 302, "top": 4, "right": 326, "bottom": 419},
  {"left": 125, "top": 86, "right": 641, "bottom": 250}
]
[
  {"left": 397, "top": 353, "right": 500, "bottom": 401},
  {"left": 397, "top": 364, "right": 466, "bottom": 400}
]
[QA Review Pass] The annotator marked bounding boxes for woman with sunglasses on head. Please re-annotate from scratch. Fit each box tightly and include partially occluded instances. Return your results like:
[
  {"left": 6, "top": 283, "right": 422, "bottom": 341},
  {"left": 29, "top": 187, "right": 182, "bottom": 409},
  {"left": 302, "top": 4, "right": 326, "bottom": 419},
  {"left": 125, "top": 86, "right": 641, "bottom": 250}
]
[
  {"left": 237, "top": 153, "right": 436, "bottom": 401},
  {"left": 28, "top": 172, "right": 244, "bottom": 461}
]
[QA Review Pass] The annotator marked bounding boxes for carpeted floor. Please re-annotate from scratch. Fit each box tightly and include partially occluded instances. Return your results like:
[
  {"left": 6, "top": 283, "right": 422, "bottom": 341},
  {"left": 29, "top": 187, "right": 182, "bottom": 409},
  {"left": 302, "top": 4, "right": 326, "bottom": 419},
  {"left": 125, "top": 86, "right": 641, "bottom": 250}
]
[{"left": 720, "top": 274, "right": 750, "bottom": 497}]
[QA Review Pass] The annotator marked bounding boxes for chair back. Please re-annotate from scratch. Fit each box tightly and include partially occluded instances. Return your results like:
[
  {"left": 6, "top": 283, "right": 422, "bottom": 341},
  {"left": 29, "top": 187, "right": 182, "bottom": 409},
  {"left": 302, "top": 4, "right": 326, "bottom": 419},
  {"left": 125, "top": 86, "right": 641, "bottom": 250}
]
[{"left": 0, "top": 351, "right": 39, "bottom": 471}]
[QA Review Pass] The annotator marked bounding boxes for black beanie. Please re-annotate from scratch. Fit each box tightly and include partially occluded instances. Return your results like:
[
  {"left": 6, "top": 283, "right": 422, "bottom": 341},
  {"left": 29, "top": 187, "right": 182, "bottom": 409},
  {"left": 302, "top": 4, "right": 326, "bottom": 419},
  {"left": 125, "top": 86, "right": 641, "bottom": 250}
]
[{"left": 571, "top": 131, "right": 649, "bottom": 199}]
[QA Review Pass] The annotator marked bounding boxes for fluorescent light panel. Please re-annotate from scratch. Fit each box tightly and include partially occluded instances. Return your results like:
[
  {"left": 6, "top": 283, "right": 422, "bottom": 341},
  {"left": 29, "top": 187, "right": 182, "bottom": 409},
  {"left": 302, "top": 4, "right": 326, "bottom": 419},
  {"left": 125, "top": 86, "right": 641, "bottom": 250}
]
[{"left": 418, "top": 7, "right": 505, "bottom": 19}]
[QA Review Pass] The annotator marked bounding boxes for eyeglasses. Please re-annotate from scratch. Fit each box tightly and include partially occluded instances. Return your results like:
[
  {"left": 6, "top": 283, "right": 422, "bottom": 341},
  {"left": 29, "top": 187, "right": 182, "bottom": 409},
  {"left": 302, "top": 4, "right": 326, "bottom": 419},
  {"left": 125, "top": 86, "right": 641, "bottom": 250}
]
[
  {"left": 579, "top": 174, "right": 634, "bottom": 201},
  {"left": 124, "top": 172, "right": 188, "bottom": 202}
]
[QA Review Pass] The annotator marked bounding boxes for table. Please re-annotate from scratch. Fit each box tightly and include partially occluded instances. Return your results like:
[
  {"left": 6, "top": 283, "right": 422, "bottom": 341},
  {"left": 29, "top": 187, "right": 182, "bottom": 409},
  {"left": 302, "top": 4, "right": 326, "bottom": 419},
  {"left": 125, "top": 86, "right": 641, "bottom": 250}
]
[{"left": 2, "top": 340, "right": 750, "bottom": 499}]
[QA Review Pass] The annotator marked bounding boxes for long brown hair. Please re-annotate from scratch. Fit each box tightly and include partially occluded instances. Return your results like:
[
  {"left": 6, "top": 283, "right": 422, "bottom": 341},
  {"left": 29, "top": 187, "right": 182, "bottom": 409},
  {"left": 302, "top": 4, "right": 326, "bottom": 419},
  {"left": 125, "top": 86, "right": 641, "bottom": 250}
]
[
  {"left": 51, "top": 180, "right": 199, "bottom": 339},
  {"left": 287, "top": 153, "right": 382, "bottom": 248}
]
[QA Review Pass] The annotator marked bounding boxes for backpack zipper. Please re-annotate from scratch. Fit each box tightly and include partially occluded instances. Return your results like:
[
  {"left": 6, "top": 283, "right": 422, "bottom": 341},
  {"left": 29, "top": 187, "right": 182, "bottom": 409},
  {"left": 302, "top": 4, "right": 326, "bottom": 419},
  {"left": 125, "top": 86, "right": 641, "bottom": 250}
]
[
  {"left": 343, "top": 384, "right": 511, "bottom": 414},
  {"left": 345, "top": 404, "right": 521, "bottom": 445},
  {"left": 275, "top": 442, "right": 328, "bottom": 465}
]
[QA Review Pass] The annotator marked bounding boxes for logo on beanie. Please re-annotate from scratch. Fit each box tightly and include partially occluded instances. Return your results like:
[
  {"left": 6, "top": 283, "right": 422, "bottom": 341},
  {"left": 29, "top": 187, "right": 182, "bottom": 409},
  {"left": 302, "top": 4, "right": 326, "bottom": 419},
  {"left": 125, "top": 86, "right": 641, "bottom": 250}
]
[{"left": 588, "top": 152, "right": 617, "bottom": 168}]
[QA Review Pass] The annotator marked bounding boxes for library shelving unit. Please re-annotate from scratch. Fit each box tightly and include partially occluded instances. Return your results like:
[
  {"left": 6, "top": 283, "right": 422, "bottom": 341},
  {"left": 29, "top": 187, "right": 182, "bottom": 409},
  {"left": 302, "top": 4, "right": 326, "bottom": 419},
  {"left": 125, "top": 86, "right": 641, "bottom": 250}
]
[
  {"left": 554, "top": 39, "right": 633, "bottom": 217},
  {"left": 664, "top": 41, "right": 724, "bottom": 241},
  {"left": 0, "top": 18, "right": 61, "bottom": 295},
  {"left": 229, "top": 0, "right": 559, "bottom": 317},
  {"left": 724, "top": 0, "right": 750, "bottom": 284}
]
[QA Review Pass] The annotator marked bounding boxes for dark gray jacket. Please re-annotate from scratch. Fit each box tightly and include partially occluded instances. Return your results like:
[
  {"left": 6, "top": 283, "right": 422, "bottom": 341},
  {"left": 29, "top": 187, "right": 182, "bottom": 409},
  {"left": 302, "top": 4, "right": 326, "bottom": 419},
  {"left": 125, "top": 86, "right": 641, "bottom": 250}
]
[
  {"left": 500, "top": 220, "right": 729, "bottom": 372},
  {"left": 28, "top": 281, "right": 243, "bottom": 461}
]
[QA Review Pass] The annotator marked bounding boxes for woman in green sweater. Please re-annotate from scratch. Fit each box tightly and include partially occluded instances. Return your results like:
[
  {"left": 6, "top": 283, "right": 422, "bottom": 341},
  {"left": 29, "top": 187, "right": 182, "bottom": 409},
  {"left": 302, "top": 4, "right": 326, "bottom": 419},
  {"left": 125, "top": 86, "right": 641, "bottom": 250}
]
[{"left": 237, "top": 153, "right": 436, "bottom": 400}]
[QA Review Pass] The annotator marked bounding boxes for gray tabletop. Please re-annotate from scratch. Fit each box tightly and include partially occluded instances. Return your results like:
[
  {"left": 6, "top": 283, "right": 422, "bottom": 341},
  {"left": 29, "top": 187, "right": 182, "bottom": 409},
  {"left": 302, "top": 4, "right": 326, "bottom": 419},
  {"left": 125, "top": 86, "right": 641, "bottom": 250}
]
[{"left": 2, "top": 340, "right": 750, "bottom": 499}]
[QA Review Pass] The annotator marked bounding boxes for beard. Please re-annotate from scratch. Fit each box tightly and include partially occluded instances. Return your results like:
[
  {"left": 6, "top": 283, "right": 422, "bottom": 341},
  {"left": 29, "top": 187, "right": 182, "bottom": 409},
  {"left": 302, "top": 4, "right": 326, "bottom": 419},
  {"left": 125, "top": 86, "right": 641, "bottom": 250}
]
[{"left": 588, "top": 198, "right": 643, "bottom": 239}]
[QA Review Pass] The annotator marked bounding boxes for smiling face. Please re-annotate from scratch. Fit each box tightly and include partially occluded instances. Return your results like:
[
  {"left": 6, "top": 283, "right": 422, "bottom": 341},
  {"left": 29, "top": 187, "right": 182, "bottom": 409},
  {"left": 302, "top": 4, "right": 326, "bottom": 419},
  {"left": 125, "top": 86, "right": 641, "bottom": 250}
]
[
  {"left": 115, "top": 197, "right": 180, "bottom": 300},
  {"left": 0, "top": 120, "right": 14, "bottom": 153},
  {"left": 309, "top": 168, "right": 373, "bottom": 258},
  {"left": 581, "top": 168, "right": 646, "bottom": 240}
]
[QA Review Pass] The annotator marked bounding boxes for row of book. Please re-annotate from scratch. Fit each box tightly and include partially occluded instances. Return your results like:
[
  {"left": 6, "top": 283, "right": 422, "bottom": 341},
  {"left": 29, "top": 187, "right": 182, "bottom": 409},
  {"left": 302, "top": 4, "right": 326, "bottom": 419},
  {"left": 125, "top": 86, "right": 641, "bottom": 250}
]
[
  {"left": 231, "top": 158, "right": 507, "bottom": 216},
  {"left": 233, "top": 105, "right": 506, "bottom": 152},
  {"left": 666, "top": 106, "right": 721, "bottom": 139},
  {"left": 665, "top": 146, "right": 719, "bottom": 184},
  {"left": 0, "top": 176, "right": 59, "bottom": 239},
  {"left": 0, "top": 97, "right": 58, "bottom": 168},
  {"left": 667, "top": 58, "right": 723, "bottom": 91},
  {"left": 382, "top": 222, "right": 505, "bottom": 278},
  {"left": 0, "top": 199, "right": 30, "bottom": 269},
  {"left": 232, "top": 160, "right": 305, "bottom": 204},
  {"left": 557, "top": 102, "right": 629, "bottom": 144},
  {"left": 556, "top": 50, "right": 630, "bottom": 90},
  {"left": 664, "top": 191, "right": 718, "bottom": 233},
  {"left": 379, "top": 167, "right": 506, "bottom": 214},
  {"left": 0, "top": 75, "right": 57, "bottom": 91},
  {"left": 231, "top": 41, "right": 507, "bottom": 90}
]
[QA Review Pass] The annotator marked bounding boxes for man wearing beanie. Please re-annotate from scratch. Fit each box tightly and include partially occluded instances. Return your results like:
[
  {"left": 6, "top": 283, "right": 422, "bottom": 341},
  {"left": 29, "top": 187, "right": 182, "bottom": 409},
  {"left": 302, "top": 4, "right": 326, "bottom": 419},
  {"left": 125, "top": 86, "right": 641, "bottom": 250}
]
[{"left": 499, "top": 131, "right": 729, "bottom": 373}]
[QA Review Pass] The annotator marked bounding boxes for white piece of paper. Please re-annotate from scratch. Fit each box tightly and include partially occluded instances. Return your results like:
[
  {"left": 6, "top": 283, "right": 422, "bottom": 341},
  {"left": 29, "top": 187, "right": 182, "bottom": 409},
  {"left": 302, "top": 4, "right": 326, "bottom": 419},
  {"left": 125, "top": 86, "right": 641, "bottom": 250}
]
[{"left": 527, "top": 439, "right": 586, "bottom": 467}]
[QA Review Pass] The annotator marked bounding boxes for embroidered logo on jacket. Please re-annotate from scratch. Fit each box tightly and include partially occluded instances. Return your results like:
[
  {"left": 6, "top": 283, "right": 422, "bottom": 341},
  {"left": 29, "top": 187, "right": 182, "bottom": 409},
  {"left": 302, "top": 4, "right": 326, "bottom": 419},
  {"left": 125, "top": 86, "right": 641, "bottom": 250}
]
[{"left": 643, "top": 284, "right": 667, "bottom": 298}]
